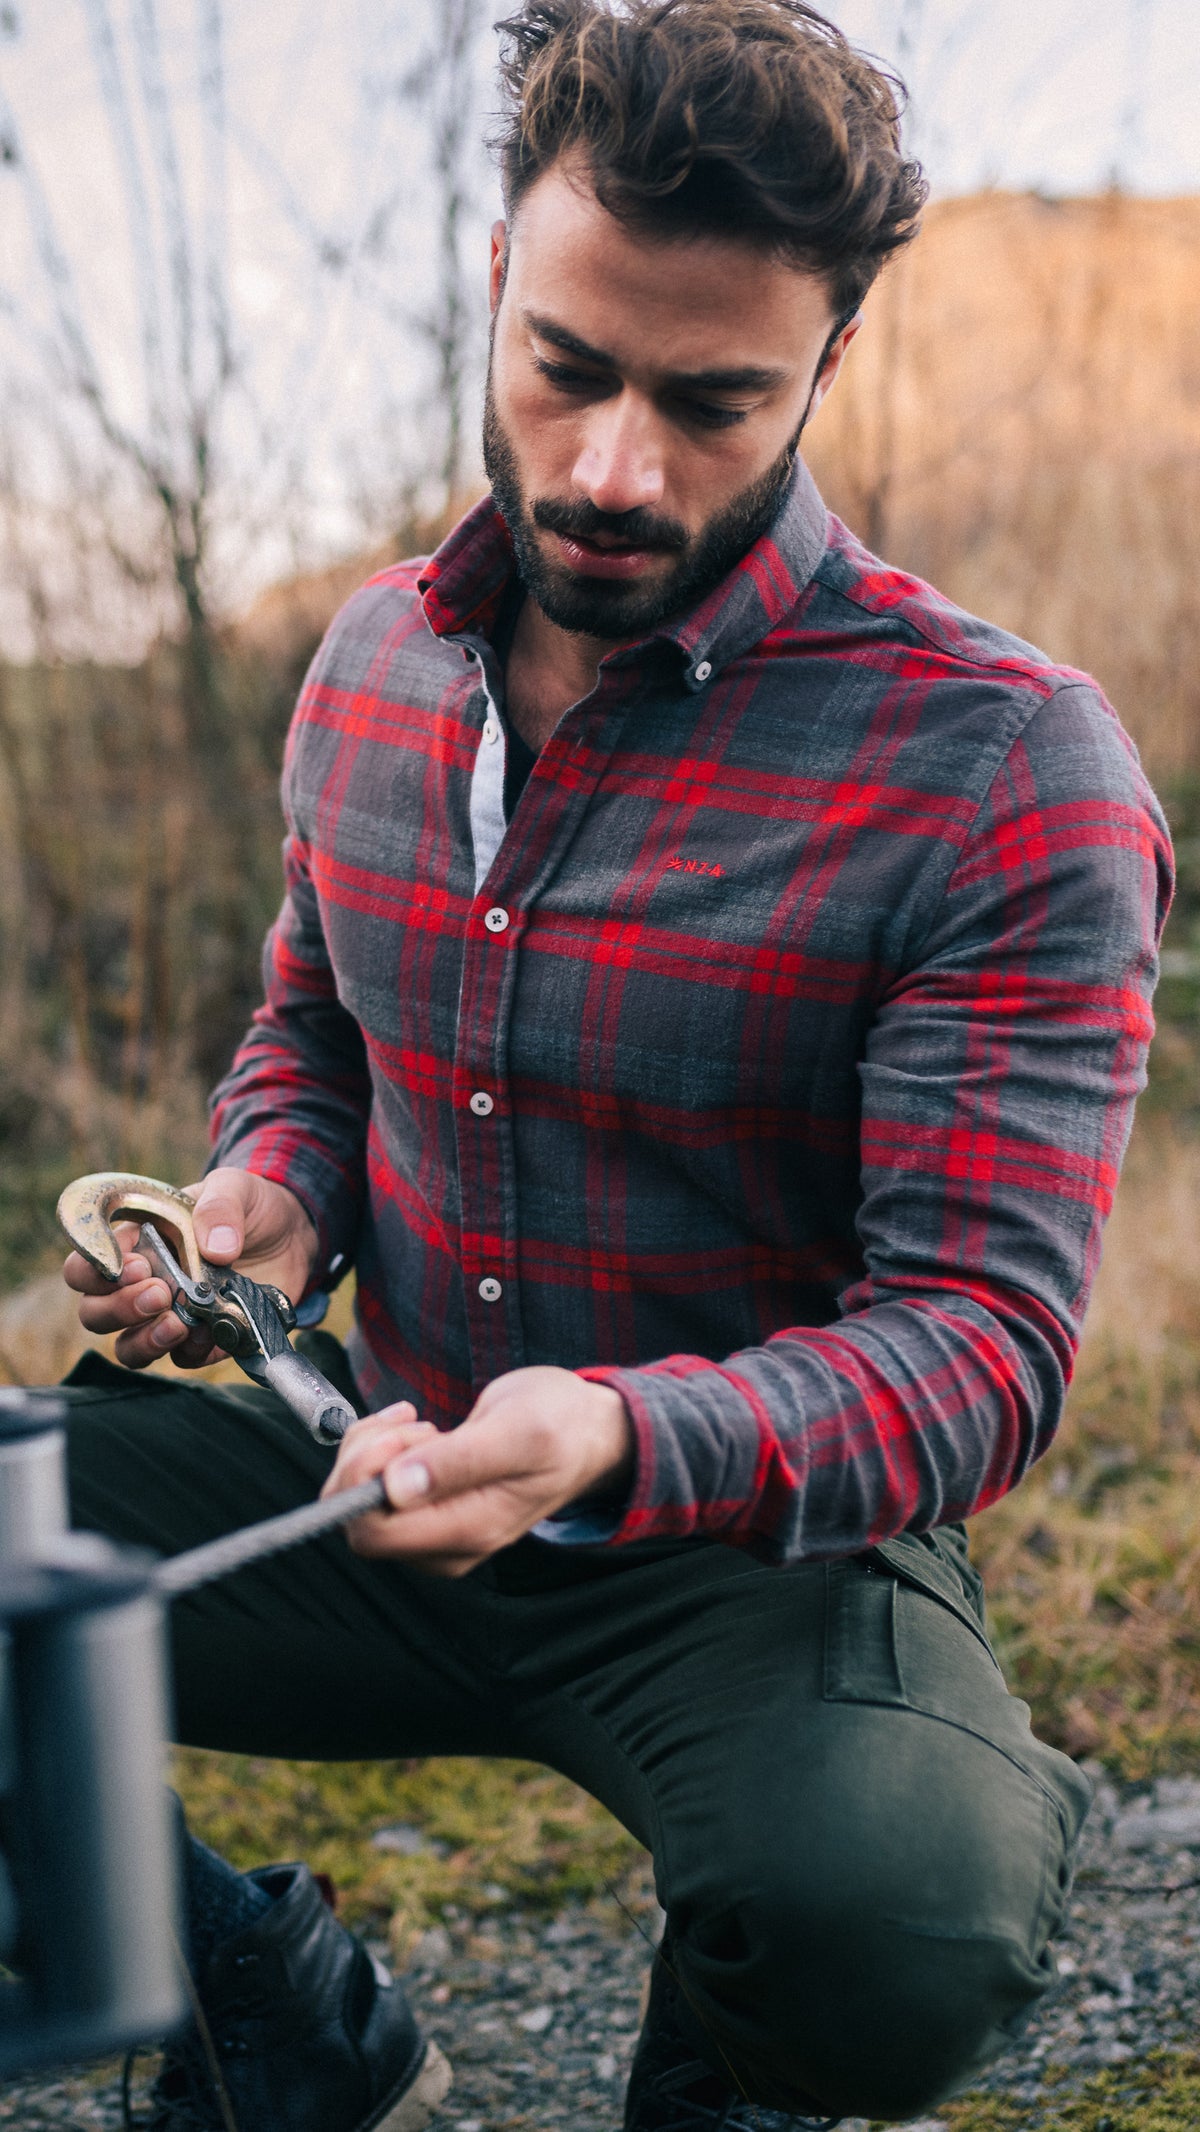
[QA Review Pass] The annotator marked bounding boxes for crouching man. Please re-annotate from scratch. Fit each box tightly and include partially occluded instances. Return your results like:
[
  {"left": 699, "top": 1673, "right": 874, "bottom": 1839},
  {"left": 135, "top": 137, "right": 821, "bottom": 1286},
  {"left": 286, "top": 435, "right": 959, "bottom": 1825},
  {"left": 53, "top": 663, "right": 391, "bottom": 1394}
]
[{"left": 59, "top": 2, "right": 1171, "bottom": 2126}]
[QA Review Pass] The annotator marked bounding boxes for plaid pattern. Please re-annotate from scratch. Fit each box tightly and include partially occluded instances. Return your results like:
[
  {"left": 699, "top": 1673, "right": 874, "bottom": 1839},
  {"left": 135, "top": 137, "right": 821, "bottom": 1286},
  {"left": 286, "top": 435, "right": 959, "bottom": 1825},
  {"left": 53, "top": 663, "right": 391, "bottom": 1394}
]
[{"left": 211, "top": 463, "right": 1172, "bottom": 1562}]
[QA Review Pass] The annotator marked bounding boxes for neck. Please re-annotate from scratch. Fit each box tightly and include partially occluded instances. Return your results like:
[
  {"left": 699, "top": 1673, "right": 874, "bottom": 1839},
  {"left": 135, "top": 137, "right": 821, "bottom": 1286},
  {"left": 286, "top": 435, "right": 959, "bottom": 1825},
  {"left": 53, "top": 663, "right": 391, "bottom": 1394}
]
[{"left": 503, "top": 595, "right": 622, "bottom": 754}]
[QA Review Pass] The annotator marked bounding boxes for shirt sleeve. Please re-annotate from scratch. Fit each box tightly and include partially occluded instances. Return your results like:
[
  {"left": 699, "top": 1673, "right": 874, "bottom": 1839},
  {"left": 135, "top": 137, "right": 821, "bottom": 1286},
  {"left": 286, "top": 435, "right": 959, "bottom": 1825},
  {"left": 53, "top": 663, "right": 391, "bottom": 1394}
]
[
  {"left": 208, "top": 820, "right": 372, "bottom": 1290},
  {"left": 577, "top": 682, "right": 1174, "bottom": 1563}
]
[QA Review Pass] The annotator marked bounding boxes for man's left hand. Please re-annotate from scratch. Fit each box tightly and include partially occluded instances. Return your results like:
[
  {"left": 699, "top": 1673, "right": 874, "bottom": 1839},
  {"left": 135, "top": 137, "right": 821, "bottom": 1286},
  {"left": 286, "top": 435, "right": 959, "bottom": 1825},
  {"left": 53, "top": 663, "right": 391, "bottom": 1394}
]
[{"left": 320, "top": 1368, "right": 634, "bottom": 1576}]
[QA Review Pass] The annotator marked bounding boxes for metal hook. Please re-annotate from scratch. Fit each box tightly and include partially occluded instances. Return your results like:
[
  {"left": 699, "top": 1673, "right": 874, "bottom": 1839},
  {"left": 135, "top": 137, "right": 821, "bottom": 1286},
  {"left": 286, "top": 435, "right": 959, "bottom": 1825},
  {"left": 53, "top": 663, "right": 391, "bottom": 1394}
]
[{"left": 56, "top": 1173, "right": 207, "bottom": 1287}]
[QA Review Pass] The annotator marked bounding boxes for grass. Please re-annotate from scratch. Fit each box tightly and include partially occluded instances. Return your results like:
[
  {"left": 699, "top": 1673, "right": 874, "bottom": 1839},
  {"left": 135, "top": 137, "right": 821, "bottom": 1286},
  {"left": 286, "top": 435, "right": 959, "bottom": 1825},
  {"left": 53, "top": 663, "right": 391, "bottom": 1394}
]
[
  {"left": 173, "top": 1749, "right": 647, "bottom": 1957},
  {"left": 969, "top": 1333, "right": 1200, "bottom": 1777},
  {"left": 937, "top": 2053, "right": 1200, "bottom": 2132}
]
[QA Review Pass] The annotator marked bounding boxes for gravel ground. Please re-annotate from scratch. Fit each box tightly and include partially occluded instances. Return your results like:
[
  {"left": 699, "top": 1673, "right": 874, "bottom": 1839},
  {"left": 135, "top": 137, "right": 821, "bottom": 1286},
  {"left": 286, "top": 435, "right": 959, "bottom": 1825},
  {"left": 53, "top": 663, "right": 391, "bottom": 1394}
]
[{"left": 6, "top": 1763, "right": 1200, "bottom": 2131}]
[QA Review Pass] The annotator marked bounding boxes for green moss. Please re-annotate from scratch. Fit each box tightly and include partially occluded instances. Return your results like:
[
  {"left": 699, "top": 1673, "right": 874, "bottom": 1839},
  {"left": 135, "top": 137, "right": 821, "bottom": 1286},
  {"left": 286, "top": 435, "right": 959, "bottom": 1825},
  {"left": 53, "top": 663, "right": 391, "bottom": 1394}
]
[{"left": 933, "top": 2054, "right": 1200, "bottom": 2132}]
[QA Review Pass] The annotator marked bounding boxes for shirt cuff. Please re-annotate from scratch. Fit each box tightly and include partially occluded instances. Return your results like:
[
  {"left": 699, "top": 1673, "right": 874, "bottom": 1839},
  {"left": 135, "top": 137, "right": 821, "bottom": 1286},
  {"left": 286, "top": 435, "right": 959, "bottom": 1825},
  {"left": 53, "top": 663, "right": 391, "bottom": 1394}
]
[
  {"left": 531, "top": 1505, "right": 627, "bottom": 1546},
  {"left": 578, "top": 1355, "right": 800, "bottom": 1552}
]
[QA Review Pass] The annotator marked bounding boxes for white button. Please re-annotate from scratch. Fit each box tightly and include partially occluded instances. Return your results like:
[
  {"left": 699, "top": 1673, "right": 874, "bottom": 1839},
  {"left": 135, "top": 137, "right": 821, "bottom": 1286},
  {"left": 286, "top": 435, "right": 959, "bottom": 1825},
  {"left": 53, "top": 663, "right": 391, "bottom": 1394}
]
[
  {"left": 469, "top": 1090, "right": 494, "bottom": 1116},
  {"left": 483, "top": 717, "right": 501, "bottom": 744},
  {"left": 484, "top": 906, "right": 509, "bottom": 933},
  {"left": 478, "top": 1276, "right": 503, "bottom": 1302},
  {"left": 694, "top": 660, "right": 713, "bottom": 683}
]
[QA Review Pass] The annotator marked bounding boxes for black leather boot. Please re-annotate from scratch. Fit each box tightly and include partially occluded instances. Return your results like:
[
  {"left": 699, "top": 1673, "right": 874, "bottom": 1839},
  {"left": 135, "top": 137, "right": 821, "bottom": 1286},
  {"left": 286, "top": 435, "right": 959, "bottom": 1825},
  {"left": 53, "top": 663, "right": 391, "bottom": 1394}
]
[
  {"left": 129, "top": 1863, "right": 452, "bottom": 2132},
  {"left": 623, "top": 1942, "right": 839, "bottom": 2132}
]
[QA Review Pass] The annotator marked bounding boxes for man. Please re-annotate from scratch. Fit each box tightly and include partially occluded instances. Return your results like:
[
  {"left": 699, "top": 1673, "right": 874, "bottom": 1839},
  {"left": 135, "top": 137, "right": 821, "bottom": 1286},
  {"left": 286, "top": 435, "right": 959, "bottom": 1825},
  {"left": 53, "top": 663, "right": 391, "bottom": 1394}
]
[{"left": 61, "top": 2, "right": 1171, "bottom": 2128}]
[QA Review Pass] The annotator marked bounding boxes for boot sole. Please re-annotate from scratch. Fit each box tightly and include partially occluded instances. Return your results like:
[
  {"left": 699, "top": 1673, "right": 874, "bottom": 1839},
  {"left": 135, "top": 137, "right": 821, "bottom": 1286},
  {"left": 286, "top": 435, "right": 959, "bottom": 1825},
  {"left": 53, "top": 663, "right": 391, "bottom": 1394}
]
[{"left": 362, "top": 2039, "right": 453, "bottom": 2132}]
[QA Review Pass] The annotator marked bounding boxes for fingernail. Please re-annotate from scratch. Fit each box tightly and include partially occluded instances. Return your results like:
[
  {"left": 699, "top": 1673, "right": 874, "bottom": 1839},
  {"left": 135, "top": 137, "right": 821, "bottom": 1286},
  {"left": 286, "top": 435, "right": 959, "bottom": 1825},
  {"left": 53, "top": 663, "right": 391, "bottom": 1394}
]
[
  {"left": 385, "top": 1460, "right": 431, "bottom": 1507},
  {"left": 136, "top": 1284, "right": 171, "bottom": 1317},
  {"left": 150, "top": 1317, "right": 182, "bottom": 1350},
  {"left": 203, "top": 1225, "right": 239, "bottom": 1256}
]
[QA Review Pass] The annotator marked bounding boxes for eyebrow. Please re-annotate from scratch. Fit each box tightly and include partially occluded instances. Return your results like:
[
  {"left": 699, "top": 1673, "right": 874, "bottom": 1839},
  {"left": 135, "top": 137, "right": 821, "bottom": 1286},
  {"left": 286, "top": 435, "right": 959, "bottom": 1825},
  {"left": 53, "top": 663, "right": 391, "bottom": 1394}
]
[{"left": 522, "top": 310, "right": 789, "bottom": 394}]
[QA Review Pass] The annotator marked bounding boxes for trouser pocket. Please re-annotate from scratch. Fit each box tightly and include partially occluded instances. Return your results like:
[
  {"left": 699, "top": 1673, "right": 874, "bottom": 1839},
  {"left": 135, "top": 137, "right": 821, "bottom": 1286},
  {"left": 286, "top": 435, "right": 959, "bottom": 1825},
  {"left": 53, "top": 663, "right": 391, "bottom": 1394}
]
[{"left": 822, "top": 1558, "right": 910, "bottom": 1705}]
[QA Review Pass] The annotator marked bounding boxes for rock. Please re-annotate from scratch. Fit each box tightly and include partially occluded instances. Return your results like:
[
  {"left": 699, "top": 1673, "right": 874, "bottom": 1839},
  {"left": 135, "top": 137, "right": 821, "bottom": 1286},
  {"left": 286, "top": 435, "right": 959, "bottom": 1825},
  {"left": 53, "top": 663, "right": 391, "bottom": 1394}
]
[
  {"left": 407, "top": 1922, "right": 453, "bottom": 1972},
  {"left": 1152, "top": 1777, "right": 1200, "bottom": 1810},
  {"left": 516, "top": 2004, "right": 555, "bottom": 2034},
  {"left": 372, "top": 1822, "right": 428, "bottom": 1855},
  {"left": 1112, "top": 1805, "right": 1200, "bottom": 1849}
]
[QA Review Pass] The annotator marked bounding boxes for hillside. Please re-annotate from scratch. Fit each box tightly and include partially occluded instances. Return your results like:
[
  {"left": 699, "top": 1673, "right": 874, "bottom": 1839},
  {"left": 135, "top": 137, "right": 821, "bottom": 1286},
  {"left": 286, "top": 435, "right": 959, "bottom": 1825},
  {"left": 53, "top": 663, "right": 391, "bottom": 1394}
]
[{"left": 806, "top": 191, "right": 1200, "bottom": 783}]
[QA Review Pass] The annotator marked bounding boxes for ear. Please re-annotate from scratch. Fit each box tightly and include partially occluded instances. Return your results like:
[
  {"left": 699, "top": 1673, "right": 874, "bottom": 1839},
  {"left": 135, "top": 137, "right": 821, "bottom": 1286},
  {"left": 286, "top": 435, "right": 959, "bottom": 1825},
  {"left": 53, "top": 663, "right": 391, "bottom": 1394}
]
[
  {"left": 489, "top": 220, "right": 508, "bottom": 315},
  {"left": 807, "top": 311, "right": 862, "bottom": 421}
]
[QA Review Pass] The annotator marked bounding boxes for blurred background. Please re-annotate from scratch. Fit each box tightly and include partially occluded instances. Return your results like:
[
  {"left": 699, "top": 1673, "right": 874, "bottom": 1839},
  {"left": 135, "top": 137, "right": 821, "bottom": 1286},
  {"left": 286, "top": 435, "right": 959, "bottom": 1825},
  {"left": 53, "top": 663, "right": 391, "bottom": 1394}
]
[{"left": 1, "top": 0, "right": 1199, "bottom": 1913}]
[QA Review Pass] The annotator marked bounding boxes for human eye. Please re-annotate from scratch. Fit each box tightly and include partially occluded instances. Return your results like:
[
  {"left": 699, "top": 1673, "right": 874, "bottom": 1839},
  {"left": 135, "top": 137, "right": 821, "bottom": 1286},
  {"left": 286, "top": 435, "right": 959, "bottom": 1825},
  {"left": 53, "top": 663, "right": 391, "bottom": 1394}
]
[
  {"left": 679, "top": 399, "right": 751, "bottom": 430},
  {"left": 533, "top": 355, "right": 606, "bottom": 393}
]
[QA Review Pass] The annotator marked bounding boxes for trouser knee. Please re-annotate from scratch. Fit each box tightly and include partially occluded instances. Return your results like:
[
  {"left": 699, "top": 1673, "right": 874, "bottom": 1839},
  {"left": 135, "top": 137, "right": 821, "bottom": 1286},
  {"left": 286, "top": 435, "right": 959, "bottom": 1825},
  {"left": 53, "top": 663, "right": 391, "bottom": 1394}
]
[
  {"left": 667, "top": 1742, "right": 1083, "bottom": 2121},
  {"left": 674, "top": 1889, "right": 1060, "bottom": 2120}
]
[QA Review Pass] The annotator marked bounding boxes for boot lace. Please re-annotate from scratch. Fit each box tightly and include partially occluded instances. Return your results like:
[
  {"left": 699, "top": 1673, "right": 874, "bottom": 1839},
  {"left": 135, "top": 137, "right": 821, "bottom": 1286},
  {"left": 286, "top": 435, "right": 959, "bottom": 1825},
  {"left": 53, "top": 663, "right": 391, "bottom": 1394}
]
[
  {"left": 638, "top": 2053, "right": 841, "bottom": 2132},
  {"left": 122, "top": 2028, "right": 241, "bottom": 2132}
]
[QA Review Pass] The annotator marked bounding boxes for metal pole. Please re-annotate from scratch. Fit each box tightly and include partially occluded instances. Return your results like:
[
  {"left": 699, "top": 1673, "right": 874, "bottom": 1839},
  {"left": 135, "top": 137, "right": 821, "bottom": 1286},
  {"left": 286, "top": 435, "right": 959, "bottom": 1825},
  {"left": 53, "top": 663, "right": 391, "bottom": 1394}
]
[
  {"left": 0, "top": 1539, "right": 185, "bottom": 2074},
  {"left": 0, "top": 1390, "right": 69, "bottom": 1564}
]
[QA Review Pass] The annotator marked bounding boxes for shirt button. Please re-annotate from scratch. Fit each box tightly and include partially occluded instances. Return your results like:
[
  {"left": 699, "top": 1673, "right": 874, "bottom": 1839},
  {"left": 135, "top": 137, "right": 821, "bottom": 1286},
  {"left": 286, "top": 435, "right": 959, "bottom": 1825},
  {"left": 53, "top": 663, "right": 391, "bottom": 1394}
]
[
  {"left": 478, "top": 1276, "right": 503, "bottom": 1303},
  {"left": 484, "top": 906, "right": 509, "bottom": 933},
  {"left": 483, "top": 717, "right": 501, "bottom": 744},
  {"left": 694, "top": 659, "right": 713, "bottom": 684},
  {"left": 469, "top": 1090, "right": 494, "bottom": 1116}
]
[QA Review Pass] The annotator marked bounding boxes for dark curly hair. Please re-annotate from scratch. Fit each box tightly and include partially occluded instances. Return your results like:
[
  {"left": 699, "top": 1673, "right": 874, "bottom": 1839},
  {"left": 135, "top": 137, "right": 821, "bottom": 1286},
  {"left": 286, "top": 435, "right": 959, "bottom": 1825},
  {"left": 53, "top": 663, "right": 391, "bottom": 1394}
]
[{"left": 493, "top": 0, "right": 927, "bottom": 322}]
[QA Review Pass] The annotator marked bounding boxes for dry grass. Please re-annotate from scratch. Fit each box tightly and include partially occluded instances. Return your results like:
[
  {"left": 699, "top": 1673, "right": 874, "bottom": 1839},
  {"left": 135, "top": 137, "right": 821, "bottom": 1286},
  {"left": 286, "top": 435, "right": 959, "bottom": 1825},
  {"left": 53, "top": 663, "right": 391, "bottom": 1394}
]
[
  {"left": 806, "top": 192, "right": 1200, "bottom": 787},
  {"left": 970, "top": 1112, "right": 1200, "bottom": 1776}
]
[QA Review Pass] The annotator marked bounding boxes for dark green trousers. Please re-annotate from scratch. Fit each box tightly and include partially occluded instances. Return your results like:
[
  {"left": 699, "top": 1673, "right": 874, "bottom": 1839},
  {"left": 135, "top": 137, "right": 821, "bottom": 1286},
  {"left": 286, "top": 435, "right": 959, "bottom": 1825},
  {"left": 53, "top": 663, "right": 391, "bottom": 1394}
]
[{"left": 61, "top": 1347, "right": 1090, "bottom": 2123}]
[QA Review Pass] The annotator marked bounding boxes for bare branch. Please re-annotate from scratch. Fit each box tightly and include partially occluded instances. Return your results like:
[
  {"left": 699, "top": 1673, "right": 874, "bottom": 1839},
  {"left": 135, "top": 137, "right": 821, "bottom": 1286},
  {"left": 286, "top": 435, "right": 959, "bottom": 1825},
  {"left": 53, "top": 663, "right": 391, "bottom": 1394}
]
[
  {"left": 195, "top": 0, "right": 234, "bottom": 393},
  {"left": 81, "top": 0, "right": 169, "bottom": 437},
  {"left": 130, "top": 0, "right": 198, "bottom": 409}
]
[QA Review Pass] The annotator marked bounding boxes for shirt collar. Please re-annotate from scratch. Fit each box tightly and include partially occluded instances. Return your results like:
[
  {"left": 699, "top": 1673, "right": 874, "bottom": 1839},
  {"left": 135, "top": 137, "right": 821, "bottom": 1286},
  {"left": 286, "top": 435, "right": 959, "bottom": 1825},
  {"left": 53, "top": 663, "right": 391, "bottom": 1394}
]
[
  {"left": 417, "top": 456, "right": 828, "bottom": 685},
  {"left": 417, "top": 497, "right": 516, "bottom": 642},
  {"left": 650, "top": 457, "right": 829, "bottom": 687}
]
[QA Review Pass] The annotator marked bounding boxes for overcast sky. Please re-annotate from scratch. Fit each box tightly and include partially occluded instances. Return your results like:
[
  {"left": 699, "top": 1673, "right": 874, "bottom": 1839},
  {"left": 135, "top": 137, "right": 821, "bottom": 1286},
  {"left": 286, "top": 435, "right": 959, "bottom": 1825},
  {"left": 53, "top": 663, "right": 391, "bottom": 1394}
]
[{"left": 0, "top": 0, "right": 1196, "bottom": 640}]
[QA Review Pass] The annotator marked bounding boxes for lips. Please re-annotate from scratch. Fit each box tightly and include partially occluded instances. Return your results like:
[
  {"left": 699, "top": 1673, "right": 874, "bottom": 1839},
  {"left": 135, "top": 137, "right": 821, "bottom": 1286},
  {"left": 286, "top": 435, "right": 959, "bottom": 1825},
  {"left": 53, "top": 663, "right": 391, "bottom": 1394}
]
[{"left": 552, "top": 531, "right": 673, "bottom": 580}]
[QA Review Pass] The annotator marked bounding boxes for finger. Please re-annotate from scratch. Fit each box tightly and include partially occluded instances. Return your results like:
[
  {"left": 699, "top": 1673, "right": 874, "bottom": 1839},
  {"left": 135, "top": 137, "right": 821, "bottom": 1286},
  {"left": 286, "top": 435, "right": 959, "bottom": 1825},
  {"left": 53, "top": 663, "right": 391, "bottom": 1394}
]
[
  {"left": 76, "top": 1276, "right": 174, "bottom": 1336},
  {"left": 62, "top": 1228, "right": 154, "bottom": 1298},
  {"left": 109, "top": 1313, "right": 216, "bottom": 1372},
  {"left": 320, "top": 1407, "right": 428, "bottom": 1497},
  {"left": 345, "top": 1486, "right": 518, "bottom": 1567},
  {"left": 111, "top": 1308, "right": 193, "bottom": 1366},
  {"left": 168, "top": 1326, "right": 221, "bottom": 1370},
  {"left": 191, "top": 1172, "right": 249, "bottom": 1263},
  {"left": 344, "top": 1420, "right": 548, "bottom": 1556},
  {"left": 386, "top": 1410, "right": 548, "bottom": 1508}
]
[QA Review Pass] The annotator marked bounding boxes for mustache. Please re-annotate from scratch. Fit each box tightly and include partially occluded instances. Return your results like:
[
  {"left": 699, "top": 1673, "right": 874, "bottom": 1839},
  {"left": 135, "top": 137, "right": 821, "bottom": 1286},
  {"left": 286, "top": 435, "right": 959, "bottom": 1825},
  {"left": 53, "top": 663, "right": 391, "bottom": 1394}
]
[{"left": 531, "top": 496, "right": 690, "bottom": 552}]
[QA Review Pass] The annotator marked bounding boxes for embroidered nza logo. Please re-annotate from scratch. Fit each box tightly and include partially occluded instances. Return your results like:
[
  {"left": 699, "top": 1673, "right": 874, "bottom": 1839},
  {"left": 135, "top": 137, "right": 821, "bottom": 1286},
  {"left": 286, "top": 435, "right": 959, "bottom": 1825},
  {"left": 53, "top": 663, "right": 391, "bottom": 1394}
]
[{"left": 666, "top": 856, "right": 724, "bottom": 878}]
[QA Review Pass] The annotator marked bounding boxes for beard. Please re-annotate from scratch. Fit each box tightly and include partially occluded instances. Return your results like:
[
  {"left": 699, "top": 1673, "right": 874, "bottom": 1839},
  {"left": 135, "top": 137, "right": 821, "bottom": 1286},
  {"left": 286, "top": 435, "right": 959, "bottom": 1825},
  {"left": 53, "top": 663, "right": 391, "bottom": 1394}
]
[{"left": 482, "top": 372, "right": 804, "bottom": 642}]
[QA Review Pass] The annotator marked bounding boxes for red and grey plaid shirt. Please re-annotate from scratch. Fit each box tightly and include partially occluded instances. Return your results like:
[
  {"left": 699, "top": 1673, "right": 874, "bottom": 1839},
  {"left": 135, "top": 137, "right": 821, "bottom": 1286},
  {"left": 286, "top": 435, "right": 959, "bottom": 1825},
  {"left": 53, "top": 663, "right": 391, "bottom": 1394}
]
[{"left": 211, "top": 463, "right": 1171, "bottom": 1562}]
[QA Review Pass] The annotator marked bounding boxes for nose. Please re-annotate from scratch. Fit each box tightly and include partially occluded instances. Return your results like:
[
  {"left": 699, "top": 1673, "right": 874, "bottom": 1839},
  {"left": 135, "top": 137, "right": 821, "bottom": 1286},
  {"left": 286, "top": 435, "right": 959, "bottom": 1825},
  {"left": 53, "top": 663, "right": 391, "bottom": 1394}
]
[{"left": 571, "top": 390, "right": 666, "bottom": 516}]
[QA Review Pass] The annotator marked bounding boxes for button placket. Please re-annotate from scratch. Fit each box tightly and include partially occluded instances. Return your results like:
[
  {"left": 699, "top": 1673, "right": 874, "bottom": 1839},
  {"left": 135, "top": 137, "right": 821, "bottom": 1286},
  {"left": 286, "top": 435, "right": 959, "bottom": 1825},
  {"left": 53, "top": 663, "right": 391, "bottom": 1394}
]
[{"left": 457, "top": 685, "right": 633, "bottom": 1388}]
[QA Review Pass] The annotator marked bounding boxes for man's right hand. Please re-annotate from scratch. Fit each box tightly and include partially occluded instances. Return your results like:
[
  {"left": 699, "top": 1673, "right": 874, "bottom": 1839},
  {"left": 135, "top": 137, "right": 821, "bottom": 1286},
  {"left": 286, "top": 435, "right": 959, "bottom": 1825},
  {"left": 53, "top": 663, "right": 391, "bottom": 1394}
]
[{"left": 63, "top": 1168, "right": 319, "bottom": 1372}]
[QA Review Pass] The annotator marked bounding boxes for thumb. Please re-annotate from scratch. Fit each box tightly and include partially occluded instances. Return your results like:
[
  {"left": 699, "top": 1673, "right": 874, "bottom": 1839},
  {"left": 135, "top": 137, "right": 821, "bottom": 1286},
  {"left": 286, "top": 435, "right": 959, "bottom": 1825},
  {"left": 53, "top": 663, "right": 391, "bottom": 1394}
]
[{"left": 191, "top": 1170, "right": 251, "bottom": 1263}]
